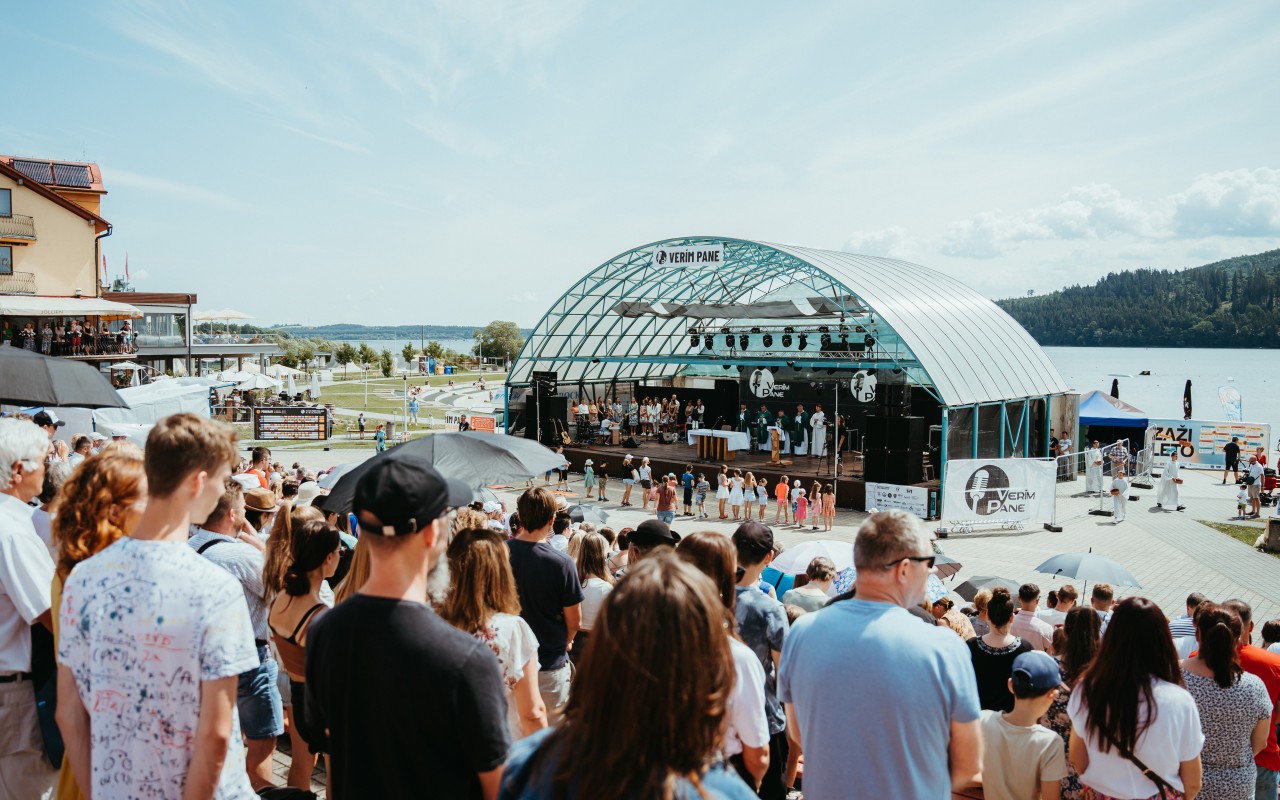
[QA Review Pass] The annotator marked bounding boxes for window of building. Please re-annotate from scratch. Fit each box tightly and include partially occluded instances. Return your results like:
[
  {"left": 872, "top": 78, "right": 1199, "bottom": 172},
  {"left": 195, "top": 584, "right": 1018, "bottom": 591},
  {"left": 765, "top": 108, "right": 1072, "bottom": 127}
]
[
  {"left": 0, "top": 189, "right": 9, "bottom": 216},
  {"left": 0, "top": 246, "right": 11, "bottom": 274}
]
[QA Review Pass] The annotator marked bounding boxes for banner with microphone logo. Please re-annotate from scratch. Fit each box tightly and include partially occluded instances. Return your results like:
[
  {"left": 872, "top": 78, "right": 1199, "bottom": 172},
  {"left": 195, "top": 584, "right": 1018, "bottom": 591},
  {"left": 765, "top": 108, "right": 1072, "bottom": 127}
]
[{"left": 942, "top": 459, "right": 1056, "bottom": 522}]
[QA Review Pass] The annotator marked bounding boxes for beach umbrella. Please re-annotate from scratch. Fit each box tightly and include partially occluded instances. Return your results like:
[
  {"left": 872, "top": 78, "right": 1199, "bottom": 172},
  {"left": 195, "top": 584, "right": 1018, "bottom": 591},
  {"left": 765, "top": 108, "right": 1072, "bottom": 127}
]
[
  {"left": 566, "top": 504, "right": 609, "bottom": 525},
  {"left": 1182, "top": 379, "right": 1192, "bottom": 420},
  {"left": 238, "top": 373, "right": 282, "bottom": 391},
  {"left": 287, "top": 374, "right": 298, "bottom": 396},
  {"left": 1110, "top": 378, "right": 1120, "bottom": 399},
  {"left": 318, "top": 432, "right": 563, "bottom": 513},
  {"left": 769, "top": 540, "right": 854, "bottom": 575},
  {"left": 925, "top": 574, "right": 949, "bottom": 604},
  {"left": 109, "top": 361, "right": 144, "bottom": 371},
  {"left": 1034, "top": 550, "right": 1140, "bottom": 588},
  {"left": 932, "top": 552, "right": 963, "bottom": 579},
  {"left": 310, "top": 373, "right": 322, "bottom": 400},
  {"left": 0, "top": 348, "right": 129, "bottom": 409},
  {"left": 952, "top": 575, "right": 1021, "bottom": 602}
]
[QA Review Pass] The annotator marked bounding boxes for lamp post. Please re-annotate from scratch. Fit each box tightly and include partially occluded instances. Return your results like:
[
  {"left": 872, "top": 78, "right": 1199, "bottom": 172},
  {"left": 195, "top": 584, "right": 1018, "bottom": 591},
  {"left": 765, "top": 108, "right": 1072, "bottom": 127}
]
[{"left": 403, "top": 373, "right": 409, "bottom": 435}]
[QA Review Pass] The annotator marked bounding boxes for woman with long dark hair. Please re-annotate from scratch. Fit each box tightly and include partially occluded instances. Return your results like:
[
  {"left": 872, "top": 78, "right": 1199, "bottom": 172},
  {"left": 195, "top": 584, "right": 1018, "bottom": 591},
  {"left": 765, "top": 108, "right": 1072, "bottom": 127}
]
[
  {"left": 1180, "top": 603, "right": 1270, "bottom": 799},
  {"left": 1043, "top": 606, "right": 1102, "bottom": 800},
  {"left": 442, "top": 528, "right": 548, "bottom": 740},
  {"left": 1068, "top": 597, "right": 1204, "bottom": 800},
  {"left": 268, "top": 519, "right": 341, "bottom": 789},
  {"left": 967, "top": 587, "right": 1032, "bottom": 711},
  {"left": 499, "top": 552, "right": 755, "bottom": 799}
]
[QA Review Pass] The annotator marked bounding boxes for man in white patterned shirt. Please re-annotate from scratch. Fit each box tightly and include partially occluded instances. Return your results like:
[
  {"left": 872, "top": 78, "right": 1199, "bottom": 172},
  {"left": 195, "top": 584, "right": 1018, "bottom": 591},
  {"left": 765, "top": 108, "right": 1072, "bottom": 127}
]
[{"left": 1010, "top": 583, "right": 1055, "bottom": 653}]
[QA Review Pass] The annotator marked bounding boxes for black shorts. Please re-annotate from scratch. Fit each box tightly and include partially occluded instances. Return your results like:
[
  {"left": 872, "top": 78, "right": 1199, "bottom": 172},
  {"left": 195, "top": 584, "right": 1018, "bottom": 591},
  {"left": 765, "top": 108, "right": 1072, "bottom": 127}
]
[{"left": 683, "top": 487, "right": 693, "bottom": 506}]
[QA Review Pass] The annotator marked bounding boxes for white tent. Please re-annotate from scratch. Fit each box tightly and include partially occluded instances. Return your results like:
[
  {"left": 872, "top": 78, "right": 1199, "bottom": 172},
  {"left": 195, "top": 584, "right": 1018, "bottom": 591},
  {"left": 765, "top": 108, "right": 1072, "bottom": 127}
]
[
  {"left": 239, "top": 374, "right": 282, "bottom": 391},
  {"left": 49, "top": 381, "right": 215, "bottom": 445},
  {"left": 264, "top": 363, "right": 303, "bottom": 378}
]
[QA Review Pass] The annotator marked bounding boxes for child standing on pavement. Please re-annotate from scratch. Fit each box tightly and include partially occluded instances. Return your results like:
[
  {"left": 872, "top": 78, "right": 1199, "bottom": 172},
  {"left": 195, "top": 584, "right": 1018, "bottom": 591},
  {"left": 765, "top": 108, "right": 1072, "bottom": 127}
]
[
  {"left": 822, "top": 483, "right": 836, "bottom": 531},
  {"left": 695, "top": 474, "right": 709, "bottom": 519},
  {"left": 795, "top": 489, "right": 808, "bottom": 529}
]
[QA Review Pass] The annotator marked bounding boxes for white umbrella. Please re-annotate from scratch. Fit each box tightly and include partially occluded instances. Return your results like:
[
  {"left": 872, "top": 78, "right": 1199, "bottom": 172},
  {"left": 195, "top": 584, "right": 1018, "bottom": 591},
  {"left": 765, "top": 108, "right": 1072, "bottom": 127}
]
[
  {"left": 287, "top": 374, "right": 298, "bottom": 396},
  {"left": 264, "top": 363, "right": 303, "bottom": 378},
  {"left": 109, "top": 361, "right": 144, "bottom": 371},
  {"left": 238, "top": 374, "right": 282, "bottom": 391},
  {"left": 193, "top": 308, "right": 253, "bottom": 321},
  {"left": 217, "top": 369, "right": 252, "bottom": 382},
  {"left": 769, "top": 540, "right": 854, "bottom": 575},
  {"left": 310, "top": 373, "right": 322, "bottom": 399}
]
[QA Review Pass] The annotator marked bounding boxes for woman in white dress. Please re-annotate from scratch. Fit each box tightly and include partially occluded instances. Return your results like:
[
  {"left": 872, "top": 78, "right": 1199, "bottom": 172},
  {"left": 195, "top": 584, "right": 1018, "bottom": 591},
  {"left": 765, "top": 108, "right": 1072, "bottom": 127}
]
[
  {"left": 716, "top": 465, "right": 731, "bottom": 519},
  {"left": 441, "top": 528, "right": 547, "bottom": 740},
  {"left": 728, "top": 470, "right": 746, "bottom": 520}
]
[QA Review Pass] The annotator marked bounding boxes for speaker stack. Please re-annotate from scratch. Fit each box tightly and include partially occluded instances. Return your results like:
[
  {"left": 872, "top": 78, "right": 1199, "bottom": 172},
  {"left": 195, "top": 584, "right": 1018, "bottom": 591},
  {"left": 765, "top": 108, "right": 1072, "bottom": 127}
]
[{"left": 863, "top": 385, "right": 925, "bottom": 485}]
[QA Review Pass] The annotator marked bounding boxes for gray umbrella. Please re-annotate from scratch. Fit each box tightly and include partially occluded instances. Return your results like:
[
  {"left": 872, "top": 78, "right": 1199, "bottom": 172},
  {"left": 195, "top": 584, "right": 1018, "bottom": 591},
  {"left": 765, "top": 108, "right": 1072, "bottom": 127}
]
[
  {"left": 1034, "top": 550, "right": 1140, "bottom": 588},
  {"left": 952, "top": 575, "right": 1021, "bottom": 602},
  {"left": 319, "top": 432, "right": 563, "bottom": 514},
  {"left": 566, "top": 504, "right": 609, "bottom": 525},
  {"left": 932, "top": 552, "right": 963, "bottom": 579},
  {"left": 0, "top": 347, "right": 128, "bottom": 408}
]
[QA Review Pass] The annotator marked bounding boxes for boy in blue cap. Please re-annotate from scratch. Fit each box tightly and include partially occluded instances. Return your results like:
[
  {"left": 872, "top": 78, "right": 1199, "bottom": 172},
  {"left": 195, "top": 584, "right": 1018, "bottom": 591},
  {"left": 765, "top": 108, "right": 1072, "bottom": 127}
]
[{"left": 979, "top": 650, "right": 1069, "bottom": 800}]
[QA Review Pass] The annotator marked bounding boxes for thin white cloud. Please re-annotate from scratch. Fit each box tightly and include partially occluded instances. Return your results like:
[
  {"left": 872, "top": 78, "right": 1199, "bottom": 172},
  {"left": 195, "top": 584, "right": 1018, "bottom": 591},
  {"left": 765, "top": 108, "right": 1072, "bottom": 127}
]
[
  {"left": 842, "top": 226, "right": 918, "bottom": 259},
  {"left": 108, "top": 168, "right": 243, "bottom": 210}
]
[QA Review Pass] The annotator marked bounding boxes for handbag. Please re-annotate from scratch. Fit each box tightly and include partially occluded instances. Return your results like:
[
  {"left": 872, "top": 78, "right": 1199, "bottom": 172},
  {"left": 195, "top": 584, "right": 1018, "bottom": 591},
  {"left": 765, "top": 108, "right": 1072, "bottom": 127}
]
[{"left": 1098, "top": 728, "right": 1183, "bottom": 800}]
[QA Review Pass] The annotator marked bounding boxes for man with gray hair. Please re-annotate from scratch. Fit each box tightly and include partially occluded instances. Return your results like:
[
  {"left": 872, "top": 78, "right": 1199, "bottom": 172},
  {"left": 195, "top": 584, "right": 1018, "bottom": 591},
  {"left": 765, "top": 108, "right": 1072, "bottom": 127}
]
[
  {"left": 778, "top": 510, "right": 982, "bottom": 799},
  {"left": 0, "top": 418, "right": 58, "bottom": 797}
]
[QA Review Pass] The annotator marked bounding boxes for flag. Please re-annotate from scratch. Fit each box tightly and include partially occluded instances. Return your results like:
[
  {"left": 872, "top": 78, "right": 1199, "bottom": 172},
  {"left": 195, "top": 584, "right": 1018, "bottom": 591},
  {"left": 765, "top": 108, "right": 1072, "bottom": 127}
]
[
  {"left": 101, "top": 254, "right": 108, "bottom": 284},
  {"left": 125, "top": 253, "right": 130, "bottom": 282}
]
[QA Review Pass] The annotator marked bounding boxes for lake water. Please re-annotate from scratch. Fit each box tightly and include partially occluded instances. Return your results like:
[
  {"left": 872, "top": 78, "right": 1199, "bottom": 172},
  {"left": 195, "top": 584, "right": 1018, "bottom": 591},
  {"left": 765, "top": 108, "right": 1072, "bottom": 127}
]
[
  {"left": 1045, "top": 346, "right": 1278, "bottom": 434},
  {"left": 334, "top": 338, "right": 476, "bottom": 357}
]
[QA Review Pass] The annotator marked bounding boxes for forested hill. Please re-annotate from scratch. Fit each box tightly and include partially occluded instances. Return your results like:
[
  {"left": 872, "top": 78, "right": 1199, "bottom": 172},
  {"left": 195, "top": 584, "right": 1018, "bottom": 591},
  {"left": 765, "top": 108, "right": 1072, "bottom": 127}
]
[{"left": 997, "top": 250, "right": 1280, "bottom": 347}]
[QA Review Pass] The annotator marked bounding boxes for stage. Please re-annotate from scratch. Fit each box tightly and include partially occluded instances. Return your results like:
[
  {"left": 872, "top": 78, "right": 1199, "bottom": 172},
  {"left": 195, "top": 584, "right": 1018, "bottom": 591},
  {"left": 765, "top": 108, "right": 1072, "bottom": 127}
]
[{"left": 555, "top": 431, "right": 938, "bottom": 512}]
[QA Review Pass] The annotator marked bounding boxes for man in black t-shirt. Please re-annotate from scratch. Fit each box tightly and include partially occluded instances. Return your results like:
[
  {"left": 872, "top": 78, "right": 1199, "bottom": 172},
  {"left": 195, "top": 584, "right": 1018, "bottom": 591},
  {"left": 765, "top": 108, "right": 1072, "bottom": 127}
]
[
  {"left": 1223, "top": 436, "right": 1242, "bottom": 484},
  {"left": 306, "top": 457, "right": 509, "bottom": 799},
  {"left": 507, "top": 487, "right": 583, "bottom": 723}
]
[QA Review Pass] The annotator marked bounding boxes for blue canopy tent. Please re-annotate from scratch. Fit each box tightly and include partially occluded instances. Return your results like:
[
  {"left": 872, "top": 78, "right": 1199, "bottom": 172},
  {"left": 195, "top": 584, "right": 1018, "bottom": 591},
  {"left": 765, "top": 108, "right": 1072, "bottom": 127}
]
[{"left": 1078, "top": 390, "right": 1148, "bottom": 428}]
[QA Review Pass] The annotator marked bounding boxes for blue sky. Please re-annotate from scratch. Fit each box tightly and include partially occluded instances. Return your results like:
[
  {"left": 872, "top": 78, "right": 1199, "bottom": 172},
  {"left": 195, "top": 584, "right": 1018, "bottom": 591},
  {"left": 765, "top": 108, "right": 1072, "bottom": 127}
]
[{"left": 6, "top": 1, "right": 1279, "bottom": 326}]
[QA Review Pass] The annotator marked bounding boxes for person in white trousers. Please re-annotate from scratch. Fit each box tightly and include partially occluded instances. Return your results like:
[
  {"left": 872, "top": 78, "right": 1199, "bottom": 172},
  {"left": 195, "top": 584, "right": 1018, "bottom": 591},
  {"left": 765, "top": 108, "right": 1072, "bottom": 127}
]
[
  {"left": 1110, "top": 469, "right": 1130, "bottom": 523},
  {"left": 1085, "top": 440, "right": 1105, "bottom": 495},
  {"left": 1155, "top": 451, "right": 1185, "bottom": 511}
]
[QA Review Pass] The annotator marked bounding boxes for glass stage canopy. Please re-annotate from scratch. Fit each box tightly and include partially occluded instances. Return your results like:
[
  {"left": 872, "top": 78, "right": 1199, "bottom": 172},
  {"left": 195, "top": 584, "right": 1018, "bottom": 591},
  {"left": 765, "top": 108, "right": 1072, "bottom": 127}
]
[{"left": 508, "top": 236, "right": 1071, "bottom": 462}]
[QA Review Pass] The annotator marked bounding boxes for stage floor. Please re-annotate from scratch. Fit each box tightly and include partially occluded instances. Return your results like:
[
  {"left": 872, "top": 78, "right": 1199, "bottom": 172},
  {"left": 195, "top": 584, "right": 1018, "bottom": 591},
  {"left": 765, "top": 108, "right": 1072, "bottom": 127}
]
[{"left": 554, "top": 433, "right": 934, "bottom": 511}]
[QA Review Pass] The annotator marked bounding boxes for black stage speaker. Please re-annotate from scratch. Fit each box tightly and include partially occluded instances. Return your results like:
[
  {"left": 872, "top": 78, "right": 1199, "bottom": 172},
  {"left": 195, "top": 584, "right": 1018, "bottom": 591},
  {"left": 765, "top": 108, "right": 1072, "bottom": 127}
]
[
  {"left": 864, "top": 450, "right": 924, "bottom": 485},
  {"left": 880, "top": 384, "right": 910, "bottom": 411},
  {"left": 523, "top": 396, "right": 567, "bottom": 445},
  {"left": 863, "top": 416, "right": 925, "bottom": 452},
  {"left": 622, "top": 436, "right": 640, "bottom": 449}
]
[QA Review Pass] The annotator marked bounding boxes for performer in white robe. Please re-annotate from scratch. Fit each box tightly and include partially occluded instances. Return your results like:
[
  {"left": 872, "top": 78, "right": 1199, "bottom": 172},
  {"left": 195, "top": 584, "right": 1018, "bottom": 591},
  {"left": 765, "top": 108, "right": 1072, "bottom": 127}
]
[
  {"left": 1085, "top": 441, "right": 1105, "bottom": 494},
  {"left": 1110, "top": 470, "right": 1130, "bottom": 522},
  {"left": 1156, "top": 452, "right": 1185, "bottom": 511},
  {"left": 810, "top": 406, "right": 827, "bottom": 458}
]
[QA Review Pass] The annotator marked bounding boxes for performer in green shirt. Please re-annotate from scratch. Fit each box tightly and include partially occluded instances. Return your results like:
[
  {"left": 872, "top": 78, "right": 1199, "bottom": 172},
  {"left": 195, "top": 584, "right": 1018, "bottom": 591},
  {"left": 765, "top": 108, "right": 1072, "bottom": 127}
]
[
  {"left": 793, "top": 404, "right": 810, "bottom": 455},
  {"left": 775, "top": 409, "right": 792, "bottom": 453}
]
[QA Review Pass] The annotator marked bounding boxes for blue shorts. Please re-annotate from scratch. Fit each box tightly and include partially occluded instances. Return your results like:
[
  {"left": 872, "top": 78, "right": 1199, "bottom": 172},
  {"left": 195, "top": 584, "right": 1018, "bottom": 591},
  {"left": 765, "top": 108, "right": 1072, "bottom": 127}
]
[
  {"left": 238, "top": 647, "right": 284, "bottom": 739},
  {"left": 657, "top": 511, "right": 675, "bottom": 523}
]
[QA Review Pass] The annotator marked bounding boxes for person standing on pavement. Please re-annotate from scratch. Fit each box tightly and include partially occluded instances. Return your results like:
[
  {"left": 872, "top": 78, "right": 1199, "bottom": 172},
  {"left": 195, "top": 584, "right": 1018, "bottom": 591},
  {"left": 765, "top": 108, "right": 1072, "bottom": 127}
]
[
  {"left": 1110, "top": 468, "right": 1129, "bottom": 523},
  {"left": 374, "top": 423, "right": 386, "bottom": 453},
  {"left": 1085, "top": 440, "right": 1105, "bottom": 495},
  {"left": 357, "top": 412, "right": 366, "bottom": 440},
  {"left": 0, "top": 418, "right": 58, "bottom": 798},
  {"left": 1011, "top": 583, "right": 1055, "bottom": 653},
  {"left": 1224, "top": 436, "right": 1242, "bottom": 484},
  {"left": 1222, "top": 598, "right": 1280, "bottom": 799},
  {"left": 1246, "top": 454, "right": 1265, "bottom": 518},
  {"left": 507, "top": 488, "right": 583, "bottom": 722},
  {"left": 1156, "top": 450, "right": 1186, "bottom": 511},
  {"left": 682, "top": 465, "right": 695, "bottom": 517}
]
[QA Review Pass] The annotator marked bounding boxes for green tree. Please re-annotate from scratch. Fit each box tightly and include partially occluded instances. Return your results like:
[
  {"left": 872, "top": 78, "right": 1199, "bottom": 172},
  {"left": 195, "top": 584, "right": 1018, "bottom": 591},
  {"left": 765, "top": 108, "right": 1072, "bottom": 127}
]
[
  {"left": 425, "top": 340, "right": 445, "bottom": 360},
  {"left": 334, "top": 342, "right": 357, "bottom": 377},
  {"left": 401, "top": 342, "right": 419, "bottom": 365},
  {"left": 472, "top": 320, "right": 524, "bottom": 363},
  {"left": 379, "top": 348, "right": 394, "bottom": 377},
  {"left": 295, "top": 342, "right": 315, "bottom": 372},
  {"left": 358, "top": 342, "right": 377, "bottom": 371}
]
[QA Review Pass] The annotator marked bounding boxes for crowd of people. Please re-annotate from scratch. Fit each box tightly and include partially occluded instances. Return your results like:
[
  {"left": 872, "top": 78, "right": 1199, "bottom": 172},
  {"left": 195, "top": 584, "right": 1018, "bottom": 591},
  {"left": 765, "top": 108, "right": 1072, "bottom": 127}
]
[
  {"left": 1, "top": 318, "right": 135, "bottom": 357},
  {"left": 5, "top": 410, "right": 1280, "bottom": 799}
]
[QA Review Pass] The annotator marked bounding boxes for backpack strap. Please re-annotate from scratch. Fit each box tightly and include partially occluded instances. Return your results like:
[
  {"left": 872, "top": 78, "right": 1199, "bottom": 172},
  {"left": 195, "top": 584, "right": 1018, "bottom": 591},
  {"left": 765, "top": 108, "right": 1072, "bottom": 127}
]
[{"left": 197, "top": 538, "right": 228, "bottom": 555}]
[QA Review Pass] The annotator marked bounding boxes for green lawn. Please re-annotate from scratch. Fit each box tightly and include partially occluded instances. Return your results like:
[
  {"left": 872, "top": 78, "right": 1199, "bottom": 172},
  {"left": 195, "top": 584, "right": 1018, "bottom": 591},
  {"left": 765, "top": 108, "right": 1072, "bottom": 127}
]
[
  {"left": 1200, "top": 520, "right": 1276, "bottom": 558},
  {"left": 318, "top": 370, "right": 506, "bottom": 415}
]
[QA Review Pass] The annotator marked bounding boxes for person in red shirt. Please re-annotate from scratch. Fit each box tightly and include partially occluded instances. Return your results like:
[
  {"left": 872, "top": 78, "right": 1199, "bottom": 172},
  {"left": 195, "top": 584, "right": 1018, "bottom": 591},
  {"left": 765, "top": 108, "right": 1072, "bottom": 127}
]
[
  {"left": 245, "top": 446, "right": 271, "bottom": 489},
  {"left": 1225, "top": 599, "right": 1280, "bottom": 797}
]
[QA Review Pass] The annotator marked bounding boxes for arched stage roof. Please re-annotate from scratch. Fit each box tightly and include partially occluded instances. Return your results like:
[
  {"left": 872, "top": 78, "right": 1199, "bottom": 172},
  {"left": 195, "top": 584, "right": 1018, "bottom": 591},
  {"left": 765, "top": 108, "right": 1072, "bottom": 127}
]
[{"left": 509, "top": 237, "right": 1069, "bottom": 408}]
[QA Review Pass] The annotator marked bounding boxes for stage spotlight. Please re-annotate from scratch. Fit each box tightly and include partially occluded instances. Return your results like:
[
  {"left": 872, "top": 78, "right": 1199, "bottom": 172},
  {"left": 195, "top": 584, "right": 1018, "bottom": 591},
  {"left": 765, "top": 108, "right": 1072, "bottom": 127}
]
[
  {"left": 782, "top": 334, "right": 793, "bottom": 348},
  {"left": 820, "top": 333, "right": 832, "bottom": 347},
  {"left": 798, "top": 334, "right": 808, "bottom": 350},
  {"left": 723, "top": 364, "right": 732, "bottom": 370},
  {"left": 739, "top": 334, "right": 749, "bottom": 350},
  {"left": 762, "top": 333, "right": 773, "bottom": 347},
  {"left": 690, "top": 333, "right": 700, "bottom": 348},
  {"left": 704, "top": 334, "right": 715, "bottom": 349},
  {"left": 725, "top": 334, "right": 735, "bottom": 348}
]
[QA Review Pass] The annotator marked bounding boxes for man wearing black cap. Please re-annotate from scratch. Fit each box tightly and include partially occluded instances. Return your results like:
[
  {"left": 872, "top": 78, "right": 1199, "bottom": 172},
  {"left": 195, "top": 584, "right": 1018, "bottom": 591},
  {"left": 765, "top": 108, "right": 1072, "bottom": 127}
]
[
  {"left": 627, "top": 518, "right": 680, "bottom": 567},
  {"left": 508, "top": 487, "right": 583, "bottom": 723},
  {"left": 732, "top": 521, "right": 790, "bottom": 800},
  {"left": 306, "top": 456, "right": 509, "bottom": 799}
]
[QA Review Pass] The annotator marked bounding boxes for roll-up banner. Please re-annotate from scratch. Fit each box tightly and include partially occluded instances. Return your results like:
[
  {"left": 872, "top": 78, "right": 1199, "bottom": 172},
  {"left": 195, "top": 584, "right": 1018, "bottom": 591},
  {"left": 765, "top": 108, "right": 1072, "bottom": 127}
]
[
  {"left": 942, "top": 458, "right": 1057, "bottom": 522},
  {"left": 866, "top": 482, "right": 930, "bottom": 519},
  {"left": 1145, "top": 419, "right": 1271, "bottom": 469}
]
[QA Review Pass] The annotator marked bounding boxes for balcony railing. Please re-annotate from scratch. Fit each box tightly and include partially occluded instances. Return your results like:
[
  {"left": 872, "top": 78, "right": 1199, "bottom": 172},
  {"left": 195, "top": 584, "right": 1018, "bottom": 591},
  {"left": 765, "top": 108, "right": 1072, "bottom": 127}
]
[
  {"left": 0, "top": 214, "right": 36, "bottom": 240},
  {"left": 0, "top": 272, "right": 37, "bottom": 294}
]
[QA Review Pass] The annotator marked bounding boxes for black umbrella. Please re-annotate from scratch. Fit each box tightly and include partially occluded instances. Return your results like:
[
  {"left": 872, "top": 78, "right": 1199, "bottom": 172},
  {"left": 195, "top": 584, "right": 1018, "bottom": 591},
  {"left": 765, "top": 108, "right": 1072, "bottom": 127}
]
[
  {"left": 0, "top": 347, "right": 129, "bottom": 408},
  {"left": 952, "top": 575, "right": 1021, "bottom": 602},
  {"left": 319, "top": 432, "right": 563, "bottom": 514},
  {"left": 1183, "top": 379, "right": 1192, "bottom": 420},
  {"left": 932, "top": 552, "right": 963, "bottom": 579},
  {"left": 1110, "top": 378, "right": 1120, "bottom": 399}
]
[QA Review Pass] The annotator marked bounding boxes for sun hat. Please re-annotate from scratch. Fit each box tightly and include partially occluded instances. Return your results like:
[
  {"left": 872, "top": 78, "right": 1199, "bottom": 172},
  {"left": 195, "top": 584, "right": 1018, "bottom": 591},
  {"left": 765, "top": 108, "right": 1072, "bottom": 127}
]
[
  {"left": 244, "top": 488, "right": 279, "bottom": 513},
  {"left": 585, "top": 459, "right": 593, "bottom": 465},
  {"left": 295, "top": 481, "right": 323, "bottom": 507}
]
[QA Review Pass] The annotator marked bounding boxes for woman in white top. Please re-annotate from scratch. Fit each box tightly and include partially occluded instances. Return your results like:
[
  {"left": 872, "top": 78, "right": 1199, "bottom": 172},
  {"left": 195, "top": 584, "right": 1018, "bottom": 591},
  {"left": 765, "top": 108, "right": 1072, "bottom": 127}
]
[
  {"left": 573, "top": 533, "right": 614, "bottom": 661},
  {"left": 638, "top": 458, "right": 654, "bottom": 511},
  {"left": 728, "top": 470, "right": 745, "bottom": 520},
  {"left": 674, "top": 532, "right": 771, "bottom": 789},
  {"left": 1068, "top": 597, "right": 1204, "bottom": 800},
  {"left": 441, "top": 527, "right": 548, "bottom": 741},
  {"left": 716, "top": 466, "right": 731, "bottom": 519}
]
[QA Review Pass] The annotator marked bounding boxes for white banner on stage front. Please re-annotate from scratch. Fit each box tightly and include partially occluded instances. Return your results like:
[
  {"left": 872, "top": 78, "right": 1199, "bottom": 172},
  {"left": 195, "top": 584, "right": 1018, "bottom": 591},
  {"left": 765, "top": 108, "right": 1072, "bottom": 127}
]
[
  {"left": 866, "top": 482, "right": 929, "bottom": 519},
  {"left": 942, "top": 458, "right": 1056, "bottom": 523}
]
